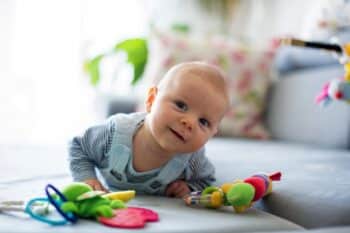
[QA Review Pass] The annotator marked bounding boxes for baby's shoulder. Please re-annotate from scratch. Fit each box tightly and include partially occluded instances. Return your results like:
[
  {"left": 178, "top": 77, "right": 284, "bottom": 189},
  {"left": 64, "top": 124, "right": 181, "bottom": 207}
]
[
  {"left": 188, "top": 146, "right": 206, "bottom": 161},
  {"left": 108, "top": 112, "right": 146, "bottom": 127}
]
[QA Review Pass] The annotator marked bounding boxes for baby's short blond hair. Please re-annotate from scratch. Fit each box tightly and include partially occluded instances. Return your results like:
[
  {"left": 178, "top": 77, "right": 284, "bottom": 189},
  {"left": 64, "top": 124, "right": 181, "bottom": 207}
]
[{"left": 158, "top": 62, "right": 230, "bottom": 105}]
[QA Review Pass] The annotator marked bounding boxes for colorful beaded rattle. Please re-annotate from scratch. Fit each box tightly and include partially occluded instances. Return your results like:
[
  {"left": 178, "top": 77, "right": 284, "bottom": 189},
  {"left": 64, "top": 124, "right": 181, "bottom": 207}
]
[{"left": 183, "top": 171, "right": 281, "bottom": 213}]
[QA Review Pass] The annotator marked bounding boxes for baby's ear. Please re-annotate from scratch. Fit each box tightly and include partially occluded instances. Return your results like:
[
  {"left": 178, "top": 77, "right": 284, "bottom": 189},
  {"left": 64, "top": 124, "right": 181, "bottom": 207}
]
[{"left": 145, "top": 86, "right": 158, "bottom": 112}]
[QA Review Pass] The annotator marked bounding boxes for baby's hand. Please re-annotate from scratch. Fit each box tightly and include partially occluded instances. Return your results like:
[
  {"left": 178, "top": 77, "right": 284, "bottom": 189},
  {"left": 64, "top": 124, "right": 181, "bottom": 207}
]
[
  {"left": 165, "top": 180, "right": 191, "bottom": 198},
  {"left": 83, "top": 178, "right": 108, "bottom": 192}
]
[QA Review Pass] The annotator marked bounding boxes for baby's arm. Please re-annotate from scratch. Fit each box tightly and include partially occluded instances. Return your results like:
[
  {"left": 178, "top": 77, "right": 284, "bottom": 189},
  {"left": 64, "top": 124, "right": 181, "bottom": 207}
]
[
  {"left": 185, "top": 149, "right": 216, "bottom": 192},
  {"left": 165, "top": 149, "right": 216, "bottom": 198},
  {"left": 69, "top": 121, "right": 114, "bottom": 191}
]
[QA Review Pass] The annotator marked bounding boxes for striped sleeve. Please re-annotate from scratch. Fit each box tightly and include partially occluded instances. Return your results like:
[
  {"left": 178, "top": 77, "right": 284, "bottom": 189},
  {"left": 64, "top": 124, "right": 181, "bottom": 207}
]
[
  {"left": 185, "top": 148, "right": 216, "bottom": 191},
  {"left": 68, "top": 120, "right": 115, "bottom": 181}
]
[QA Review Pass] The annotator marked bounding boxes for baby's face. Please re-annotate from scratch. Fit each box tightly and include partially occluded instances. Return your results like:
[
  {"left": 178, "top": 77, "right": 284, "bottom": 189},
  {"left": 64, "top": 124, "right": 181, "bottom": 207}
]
[{"left": 146, "top": 70, "right": 229, "bottom": 155}]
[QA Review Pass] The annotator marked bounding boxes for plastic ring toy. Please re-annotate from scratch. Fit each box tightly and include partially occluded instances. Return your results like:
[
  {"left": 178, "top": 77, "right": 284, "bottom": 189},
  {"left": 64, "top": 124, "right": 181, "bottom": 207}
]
[
  {"left": 45, "top": 184, "right": 78, "bottom": 223},
  {"left": 25, "top": 197, "right": 68, "bottom": 226}
]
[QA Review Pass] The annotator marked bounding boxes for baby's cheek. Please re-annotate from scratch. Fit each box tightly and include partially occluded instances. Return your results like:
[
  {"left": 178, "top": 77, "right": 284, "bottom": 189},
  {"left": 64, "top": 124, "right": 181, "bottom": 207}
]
[{"left": 195, "top": 134, "right": 210, "bottom": 147}]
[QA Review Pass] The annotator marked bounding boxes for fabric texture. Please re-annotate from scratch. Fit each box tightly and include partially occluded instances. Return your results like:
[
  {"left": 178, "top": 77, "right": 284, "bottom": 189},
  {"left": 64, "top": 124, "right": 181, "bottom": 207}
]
[
  {"left": 68, "top": 112, "right": 215, "bottom": 195},
  {"left": 141, "top": 29, "right": 278, "bottom": 139},
  {"left": 206, "top": 138, "right": 350, "bottom": 228},
  {"left": 266, "top": 64, "right": 350, "bottom": 149},
  {"left": 274, "top": 47, "right": 339, "bottom": 75},
  {"left": 274, "top": 29, "right": 350, "bottom": 75},
  {"left": 0, "top": 191, "right": 303, "bottom": 233}
]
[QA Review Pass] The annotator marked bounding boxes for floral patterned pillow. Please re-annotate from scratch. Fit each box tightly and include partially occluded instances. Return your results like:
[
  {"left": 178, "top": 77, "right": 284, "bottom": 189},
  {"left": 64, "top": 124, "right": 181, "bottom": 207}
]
[{"left": 141, "top": 29, "right": 279, "bottom": 139}]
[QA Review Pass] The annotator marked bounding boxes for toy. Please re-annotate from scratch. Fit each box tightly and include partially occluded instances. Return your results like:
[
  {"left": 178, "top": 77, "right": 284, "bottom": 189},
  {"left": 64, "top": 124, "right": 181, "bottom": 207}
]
[
  {"left": 0, "top": 183, "right": 159, "bottom": 228},
  {"left": 315, "top": 78, "right": 350, "bottom": 105},
  {"left": 0, "top": 186, "right": 74, "bottom": 226},
  {"left": 98, "top": 207, "right": 159, "bottom": 228},
  {"left": 183, "top": 171, "right": 282, "bottom": 213},
  {"left": 46, "top": 183, "right": 160, "bottom": 228},
  {"left": 0, "top": 200, "right": 49, "bottom": 215},
  {"left": 0, "top": 183, "right": 136, "bottom": 225},
  {"left": 102, "top": 190, "right": 135, "bottom": 202},
  {"left": 281, "top": 38, "right": 350, "bottom": 106},
  {"left": 52, "top": 182, "right": 127, "bottom": 219}
]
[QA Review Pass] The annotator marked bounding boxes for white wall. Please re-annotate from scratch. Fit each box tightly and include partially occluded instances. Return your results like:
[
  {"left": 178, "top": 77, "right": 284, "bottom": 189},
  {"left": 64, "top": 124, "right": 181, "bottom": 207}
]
[
  {"left": 0, "top": 0, "right": 147, "bottom": 146},
  {"left": 0, "top": 0, "right": 14, "bottom": 76},
  {"left": 229, "top": 0, "right": 328, "bottom": 45},
  {"left": 147, "top": 0, "right": 329, "bottom": 45}
]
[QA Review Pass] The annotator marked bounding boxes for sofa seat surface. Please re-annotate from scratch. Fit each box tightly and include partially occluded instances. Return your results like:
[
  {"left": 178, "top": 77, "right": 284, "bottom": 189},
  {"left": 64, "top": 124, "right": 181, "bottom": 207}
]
[
  {"left": 0, "top": 144, "right": 303, "bottom": 233},
  {"left": 253, "top": 226, "right": 350, "bottom": 233},
  {"left": 206, "top": 138, "right": 350, "bottom": 229},
  {"left": 1, "top": 137, "right": 349, "bottom": 231},
  {"left": 0, "top": 177, "right": 302, "bottom": 233}
]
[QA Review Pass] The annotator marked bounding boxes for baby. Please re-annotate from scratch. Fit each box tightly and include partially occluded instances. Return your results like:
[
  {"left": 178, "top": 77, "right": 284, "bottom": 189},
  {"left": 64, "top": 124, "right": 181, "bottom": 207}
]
[{"left": 68, "top": 62, "right": 230, "bottom": 198}]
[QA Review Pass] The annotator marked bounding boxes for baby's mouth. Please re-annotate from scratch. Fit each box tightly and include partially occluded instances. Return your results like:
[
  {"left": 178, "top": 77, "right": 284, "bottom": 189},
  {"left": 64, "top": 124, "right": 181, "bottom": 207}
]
[{"left": 169, "top": 128, "right": 185, "bottom": 142}]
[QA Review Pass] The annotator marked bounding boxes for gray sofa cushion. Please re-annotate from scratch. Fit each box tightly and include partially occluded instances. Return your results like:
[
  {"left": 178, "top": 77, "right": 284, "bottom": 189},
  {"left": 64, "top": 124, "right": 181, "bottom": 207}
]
[
  {"left": 255, "top": 226, "right": 350, "bottom": 233},
  {"left": 266, "top": 64, "right": 350, "bottom": 149},
  {"left": 1, "top": 140, "right": 349, "bottom": 231},
  {"left": 274, "top": 47, "right": 338, "bottom": 75},
  {"left": 274, "top": 29, "right": 350, "bottom": 75},
  {"left": 206, "top": 138, "right": 350, "bottom": 228}
]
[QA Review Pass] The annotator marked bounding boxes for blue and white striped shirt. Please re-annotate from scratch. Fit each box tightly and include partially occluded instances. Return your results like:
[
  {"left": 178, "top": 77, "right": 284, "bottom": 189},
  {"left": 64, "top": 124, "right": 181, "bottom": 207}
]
[{"left": 68, "top": 112, "right": 215, "bottom": 194}]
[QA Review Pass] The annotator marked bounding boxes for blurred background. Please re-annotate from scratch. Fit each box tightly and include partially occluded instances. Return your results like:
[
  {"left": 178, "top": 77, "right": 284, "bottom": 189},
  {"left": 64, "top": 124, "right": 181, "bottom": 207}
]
[{"left": 0, "top": 0, "right": 348, "bottom": 146}]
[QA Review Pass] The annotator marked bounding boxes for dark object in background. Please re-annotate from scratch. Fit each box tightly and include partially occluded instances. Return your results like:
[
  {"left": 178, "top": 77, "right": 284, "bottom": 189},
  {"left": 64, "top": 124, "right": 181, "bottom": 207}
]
[
  {"left": 274, "top": 29, "right": 350, "bottom": 75},
  {"left": 107, "top": 97, "right": 137, "bottom": 116}
]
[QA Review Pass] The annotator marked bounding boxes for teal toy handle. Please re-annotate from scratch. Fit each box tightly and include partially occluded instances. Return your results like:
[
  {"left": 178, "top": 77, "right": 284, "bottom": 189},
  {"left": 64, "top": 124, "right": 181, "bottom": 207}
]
[{"left": 25, "top": 198, "right": 68, "bottom": 226}]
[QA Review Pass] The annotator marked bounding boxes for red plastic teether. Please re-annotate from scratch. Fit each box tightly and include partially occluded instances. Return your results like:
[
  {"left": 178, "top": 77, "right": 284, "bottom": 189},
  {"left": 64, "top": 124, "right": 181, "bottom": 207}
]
[{"left": 98, "top": 207, "right": 159, "bottom": 228}]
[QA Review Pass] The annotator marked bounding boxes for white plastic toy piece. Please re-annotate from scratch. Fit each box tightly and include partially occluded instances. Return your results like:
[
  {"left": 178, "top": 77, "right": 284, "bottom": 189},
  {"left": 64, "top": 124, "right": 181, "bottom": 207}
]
[{"left": 0, "top": 200, "right": 49, "bottom": 215}]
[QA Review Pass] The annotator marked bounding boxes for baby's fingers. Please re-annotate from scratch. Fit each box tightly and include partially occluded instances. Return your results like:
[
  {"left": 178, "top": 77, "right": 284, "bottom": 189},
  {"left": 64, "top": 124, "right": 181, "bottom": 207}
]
[
  {"left": 174, "top": 185, "right": 190, "bottom": 198},
  {"left": 165, "top": 182, "right": 179, "bottom": 197},
  {"left": 93, "top": 182, "right": 108, "bottom": 192},
  {"left": 84, "top": 179, "right": 108, "bottom": 192}
]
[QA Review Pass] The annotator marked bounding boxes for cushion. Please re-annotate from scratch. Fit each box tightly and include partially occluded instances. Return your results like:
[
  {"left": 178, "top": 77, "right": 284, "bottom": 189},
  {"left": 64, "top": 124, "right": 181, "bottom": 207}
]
[
  {"left": 274, "top": 29, "right": 350, "bottom": 75},
  {"left": 274, "top": 47, "right": 339, "bottom": 75},
  {"left": 266, "top": 64, "right": 350, "bottom": 149},
  {"left": 0, "top": 182, "right": 303, "bottom": 233},
  {"left": 206, "top": 138, "right": 350, "bottom": 229},
  {"left": 266, "top": 227, "right": 350, "bottom": 233},
  {"left": 140, "top": 29, "right": 278, "bottom": 139},
  {"left": 0, "top": 144, "right": 303, "bottom": 233}
]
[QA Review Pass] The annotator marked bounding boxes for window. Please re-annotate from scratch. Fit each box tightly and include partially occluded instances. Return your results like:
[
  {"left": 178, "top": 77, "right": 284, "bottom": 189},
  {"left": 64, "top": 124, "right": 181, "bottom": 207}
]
[{"left": 0, "top": 0, "right": 147, "bottom": 146}]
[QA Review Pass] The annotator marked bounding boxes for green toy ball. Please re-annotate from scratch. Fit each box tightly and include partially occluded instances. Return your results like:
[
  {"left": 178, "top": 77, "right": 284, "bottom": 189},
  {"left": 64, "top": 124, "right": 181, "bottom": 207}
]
[{"left": 226, "top": 183, "right": 255, "bottom": 207}]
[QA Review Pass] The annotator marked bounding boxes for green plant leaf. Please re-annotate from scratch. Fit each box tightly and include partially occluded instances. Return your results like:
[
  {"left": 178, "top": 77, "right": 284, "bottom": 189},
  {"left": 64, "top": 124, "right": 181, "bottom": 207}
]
[
  {"left": 171, "top": 23, "right": 190, "bottom": 33},
  {"left": 83, "top": 38, "right": 148, "bottom": 87},
  {"left": 114, "top": 38, "right": 148, "bottom": 85},
  {"left": 84, "top": 54, "right": 104, "bottom": 86}
]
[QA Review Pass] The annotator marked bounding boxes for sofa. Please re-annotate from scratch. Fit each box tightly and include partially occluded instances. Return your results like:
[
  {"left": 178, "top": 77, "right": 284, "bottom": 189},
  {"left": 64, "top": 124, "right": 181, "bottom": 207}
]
[{"left": 0, "top": 63, "right": 349, "bottom": 232}]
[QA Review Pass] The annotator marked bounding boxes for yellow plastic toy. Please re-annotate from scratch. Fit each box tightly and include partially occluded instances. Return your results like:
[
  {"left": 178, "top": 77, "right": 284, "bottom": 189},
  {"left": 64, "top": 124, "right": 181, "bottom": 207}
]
[{"left": 103, "top": 190, "right": 135, "bottom": 202}]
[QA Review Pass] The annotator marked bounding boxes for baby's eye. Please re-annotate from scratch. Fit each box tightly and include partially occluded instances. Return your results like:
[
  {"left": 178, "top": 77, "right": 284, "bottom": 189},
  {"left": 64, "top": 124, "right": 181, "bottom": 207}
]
[
  {"left": 175, "top": 101, "right": 188, "bottom": 111},
  {"left": 199, "top": 118, "right": 210, "bottom": 127}
]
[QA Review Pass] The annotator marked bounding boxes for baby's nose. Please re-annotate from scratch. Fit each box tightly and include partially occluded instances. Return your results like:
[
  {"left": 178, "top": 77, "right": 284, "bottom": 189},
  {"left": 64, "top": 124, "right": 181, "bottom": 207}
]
[{"left": 181, "top": 118, "right": 193, "bottom": 131}]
